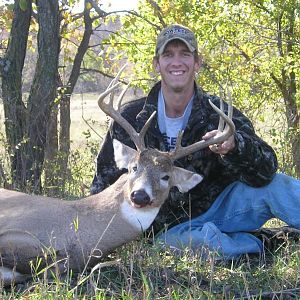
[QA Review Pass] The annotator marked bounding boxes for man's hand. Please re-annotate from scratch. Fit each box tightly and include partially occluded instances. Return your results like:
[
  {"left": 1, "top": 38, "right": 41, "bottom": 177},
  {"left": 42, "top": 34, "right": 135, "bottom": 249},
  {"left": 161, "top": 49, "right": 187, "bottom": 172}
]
[{"left": 202, "top": 130, "right": 235, "bottom": 155}]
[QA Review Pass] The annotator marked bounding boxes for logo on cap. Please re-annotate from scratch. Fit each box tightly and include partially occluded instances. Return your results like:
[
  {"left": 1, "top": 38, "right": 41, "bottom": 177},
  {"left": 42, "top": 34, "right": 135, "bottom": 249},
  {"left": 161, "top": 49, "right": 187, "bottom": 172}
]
[{"left": 156, "top": 24, "right": 198, "bottom": 56}]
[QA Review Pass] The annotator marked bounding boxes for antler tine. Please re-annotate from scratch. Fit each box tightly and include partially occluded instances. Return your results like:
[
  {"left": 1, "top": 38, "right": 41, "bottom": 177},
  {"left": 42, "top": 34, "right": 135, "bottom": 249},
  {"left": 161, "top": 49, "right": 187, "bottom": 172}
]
[
  {"left": 227, "top": 90, "right": 233, "bottom": 120},
  {"left": 98, "top": 82, "right": 121, "bottom": 106},
  {"left": 138, "top": 111, "right": 157, "bottom": 149},
  {"left": 108, "top": 64, "right": 127, "bottom": 89},
  {"left": 108, "top": 64, "right": 127, "bottom": 104},
  {"left": 218, "top": 87, "right": 225, "bottom": 131},
  {"left": 218, "top": 99, "right": 225, "bottom": 131},
  {"left": 170, "top": 99, "right": 235, "bottom": 161},
  {"left": 116, "top": 84, "right": 130, "bottom": 112},
  {"left": 97, "top": 65, "right": 154, "bottom": 152},
  {"left": 222, "top": 89, "right": 233, "bottom": 134}
]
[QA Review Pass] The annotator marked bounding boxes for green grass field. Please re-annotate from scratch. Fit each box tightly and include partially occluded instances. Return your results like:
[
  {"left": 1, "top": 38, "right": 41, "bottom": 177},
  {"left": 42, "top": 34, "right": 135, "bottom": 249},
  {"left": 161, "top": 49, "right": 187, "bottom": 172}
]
[{"left": 69, "top": 93, "right": 109, "bottom": 149}]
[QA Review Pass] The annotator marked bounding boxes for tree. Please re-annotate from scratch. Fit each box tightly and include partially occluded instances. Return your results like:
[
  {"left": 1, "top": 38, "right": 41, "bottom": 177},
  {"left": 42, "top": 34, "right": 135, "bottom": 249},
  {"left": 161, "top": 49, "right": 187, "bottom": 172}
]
[
  {"left": 44, "top": 0, "right": 98, "bottom": 195},
  {"left": 1, "top": 0, "right": 61, "bottom": 193},
  {"left": 1, "top": 0, "right": 35, "bottom": 191},
  {"left": 43, "top": 0, "right": 124, "bottom": 196},
  {"left": 0, "top": 0, "right": 126, "bottom": 193},
  {"left": 106, "top": 0, "right": 300, "bottom": 177},
  {"left": 25, "top": 0, "right": 61, "bottom": 192}
]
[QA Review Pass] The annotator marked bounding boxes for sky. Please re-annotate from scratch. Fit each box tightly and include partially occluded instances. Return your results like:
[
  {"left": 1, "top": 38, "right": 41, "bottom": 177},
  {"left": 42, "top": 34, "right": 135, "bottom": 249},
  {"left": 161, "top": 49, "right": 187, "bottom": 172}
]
[
  {"left": 0, "top": 0, "right": 139, "bottom": 12},
  {"left": 91, "top": 0, "right": 138, "bottom": 12}
]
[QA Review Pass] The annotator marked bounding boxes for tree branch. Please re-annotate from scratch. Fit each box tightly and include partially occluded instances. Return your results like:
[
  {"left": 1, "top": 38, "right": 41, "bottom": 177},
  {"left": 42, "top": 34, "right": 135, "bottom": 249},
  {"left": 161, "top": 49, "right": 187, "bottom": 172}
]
[
  {"left": 147, "top": 0, "right": 166, "bottom": 28},
  {"left": 276, "top": 11, "right": 284, "bottom": 57},
  {"left": 88, "top": 0, "right": 107, "bottom": 18},
  {"left": 80, "top": 67, "right": 128, "bottom": 84}
]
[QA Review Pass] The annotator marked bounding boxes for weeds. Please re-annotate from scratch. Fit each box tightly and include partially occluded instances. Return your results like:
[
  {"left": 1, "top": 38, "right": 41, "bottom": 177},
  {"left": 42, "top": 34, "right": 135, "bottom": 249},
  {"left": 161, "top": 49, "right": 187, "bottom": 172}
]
[{"left": 1, "top": 235, "right": 300, "bottom": 299}]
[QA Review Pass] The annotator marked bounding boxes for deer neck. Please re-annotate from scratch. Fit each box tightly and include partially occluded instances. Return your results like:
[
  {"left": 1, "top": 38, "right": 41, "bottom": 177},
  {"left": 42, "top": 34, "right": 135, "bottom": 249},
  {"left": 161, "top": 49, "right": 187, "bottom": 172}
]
[
  {"left": 120, "top": 200, "right": 160, "bottom": 232},
  {"left": 79, "top": 174, "right": 159, "bottom": 232},
  {"left": 103, "top": 174, "right": 160, "bottom": 232},
  {"left": 79, "top": 175, "right": 128, "bottom": 211}
]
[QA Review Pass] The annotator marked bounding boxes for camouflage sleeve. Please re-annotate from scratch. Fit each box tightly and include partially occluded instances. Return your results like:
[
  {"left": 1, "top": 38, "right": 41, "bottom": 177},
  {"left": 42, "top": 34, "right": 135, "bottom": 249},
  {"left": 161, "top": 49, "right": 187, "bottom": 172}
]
[{"left": 218, "top": 106, "right": 278, "bottom": 187}]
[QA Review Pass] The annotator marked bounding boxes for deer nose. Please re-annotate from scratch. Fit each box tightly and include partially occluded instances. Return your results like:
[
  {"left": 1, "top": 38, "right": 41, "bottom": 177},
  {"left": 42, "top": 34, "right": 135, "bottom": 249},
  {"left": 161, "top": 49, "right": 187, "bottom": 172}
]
[{"left": 130, "top": 190, "right": 151, "bottom": 207}]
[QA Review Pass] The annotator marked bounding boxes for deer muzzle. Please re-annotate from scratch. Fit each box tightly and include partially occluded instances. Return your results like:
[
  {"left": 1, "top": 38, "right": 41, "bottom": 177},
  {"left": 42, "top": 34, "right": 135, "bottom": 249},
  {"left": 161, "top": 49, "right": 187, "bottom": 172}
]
[{"left": 130, "top": 190, "right": 151, "bottom": 208}]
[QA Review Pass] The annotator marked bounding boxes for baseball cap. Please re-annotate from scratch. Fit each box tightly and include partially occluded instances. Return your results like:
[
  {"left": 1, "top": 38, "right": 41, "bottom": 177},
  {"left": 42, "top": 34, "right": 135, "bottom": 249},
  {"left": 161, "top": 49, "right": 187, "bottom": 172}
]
[{"left": 155, "top": 24, "right": 198, "bottom": 56}]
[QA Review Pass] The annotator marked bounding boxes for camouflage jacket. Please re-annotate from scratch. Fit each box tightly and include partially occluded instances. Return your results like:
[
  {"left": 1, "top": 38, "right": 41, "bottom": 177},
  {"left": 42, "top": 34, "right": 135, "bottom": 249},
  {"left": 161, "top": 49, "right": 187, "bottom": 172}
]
[{"left": 91, "top": 82, "right": 278, "bottom": 233}]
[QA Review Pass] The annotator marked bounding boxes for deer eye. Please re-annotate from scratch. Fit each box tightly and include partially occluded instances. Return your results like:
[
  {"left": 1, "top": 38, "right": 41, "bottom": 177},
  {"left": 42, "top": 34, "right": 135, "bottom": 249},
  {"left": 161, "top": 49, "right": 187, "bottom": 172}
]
[
  {"left": 131, "top": 165, "right": 138, "bottom": 172},
  {"left": 161, "top": 175, "right": 170, "bottom": 181}
]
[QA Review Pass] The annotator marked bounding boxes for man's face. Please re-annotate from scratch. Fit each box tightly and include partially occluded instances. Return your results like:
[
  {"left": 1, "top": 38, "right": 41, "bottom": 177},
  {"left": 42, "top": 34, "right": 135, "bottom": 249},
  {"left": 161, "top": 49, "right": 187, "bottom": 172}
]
[{"left": 153, "top": 40, "right": 200, "bottom": 93}]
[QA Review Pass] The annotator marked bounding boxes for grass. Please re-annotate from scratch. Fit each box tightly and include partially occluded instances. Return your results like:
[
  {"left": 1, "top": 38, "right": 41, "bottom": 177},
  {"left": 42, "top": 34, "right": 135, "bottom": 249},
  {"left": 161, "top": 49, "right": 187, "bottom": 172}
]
[
  {"left": 69, "top": 93, "right": 110, "bottom": 149},
  {"left": 1, "top": 235, "right": 300, "bottom": 299}
]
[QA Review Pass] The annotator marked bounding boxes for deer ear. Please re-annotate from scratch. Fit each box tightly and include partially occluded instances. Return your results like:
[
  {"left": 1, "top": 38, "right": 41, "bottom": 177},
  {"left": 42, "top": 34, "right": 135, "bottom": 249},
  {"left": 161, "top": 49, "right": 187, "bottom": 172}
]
[
  {"left": 172, "top": 166, "right": 203, "bottom": 193},
  {"left": 113, "top": 139, "right": 137, "bottom": 170}
]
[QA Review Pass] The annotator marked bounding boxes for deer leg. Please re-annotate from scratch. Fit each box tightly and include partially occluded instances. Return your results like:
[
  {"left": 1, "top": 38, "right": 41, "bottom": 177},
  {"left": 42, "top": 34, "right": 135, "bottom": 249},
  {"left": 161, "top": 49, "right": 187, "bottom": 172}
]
[
  {"left": 0, "top": 266, "right": 28, "bottom": 286},
  {"left": 0, "top": 230, "right": 45, "bottom": 274}
]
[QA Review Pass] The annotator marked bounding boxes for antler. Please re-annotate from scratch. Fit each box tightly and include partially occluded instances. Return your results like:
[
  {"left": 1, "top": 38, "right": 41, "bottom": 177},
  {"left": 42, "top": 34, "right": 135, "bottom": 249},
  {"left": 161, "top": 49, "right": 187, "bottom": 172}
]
[
  {"left": 97, "top": 65, "right": 156, "bottom": 152},
  {"left": 169, "top": 98, "right": 235, "bottom": 161}
]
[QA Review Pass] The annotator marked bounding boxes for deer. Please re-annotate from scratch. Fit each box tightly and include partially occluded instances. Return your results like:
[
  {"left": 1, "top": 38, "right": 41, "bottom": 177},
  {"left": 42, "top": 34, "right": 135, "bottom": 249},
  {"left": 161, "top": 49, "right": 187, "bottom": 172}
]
[{"left": 0, "top": 66, "right": 235, "bottom": 286}]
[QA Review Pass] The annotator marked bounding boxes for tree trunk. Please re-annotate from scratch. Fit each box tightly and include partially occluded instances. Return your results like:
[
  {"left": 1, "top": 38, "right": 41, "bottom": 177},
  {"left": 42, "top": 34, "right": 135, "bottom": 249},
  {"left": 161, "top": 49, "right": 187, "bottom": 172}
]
[
  {"left": 58, "top": 1, "right": 93, "bottom": 191},
  {"left": 58, "top": 92, "right": 71, "bottom": 193},
  {"left": 290, "top": 129, "right": 300, "bottom": 178},
  {"left": 282, "top": 78, "right": 300, "bottom": 178},
  {"left": 0, "top": 0, "right": 32, "bottom": 190},
  {"left": 24, "top": 0, "right": 60, "bottom": 193},
  {"left": 44, "top": 102, "right": 59, "bottom": 196},
  {"left": 42, "top": 0, "right": 94, "bottom": 195},
  {"left": 286, "top": 9, "right": 300, "bottom": 178},
  {"left": 276, "top": 7, "right": 300, "bottom": 178}
]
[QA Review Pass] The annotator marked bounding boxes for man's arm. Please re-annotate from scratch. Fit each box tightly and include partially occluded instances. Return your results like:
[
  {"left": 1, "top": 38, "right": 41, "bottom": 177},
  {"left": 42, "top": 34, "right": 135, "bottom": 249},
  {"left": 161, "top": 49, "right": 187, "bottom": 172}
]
[{"left": 220, "top": 122, "right": 278, "bottom": 186}]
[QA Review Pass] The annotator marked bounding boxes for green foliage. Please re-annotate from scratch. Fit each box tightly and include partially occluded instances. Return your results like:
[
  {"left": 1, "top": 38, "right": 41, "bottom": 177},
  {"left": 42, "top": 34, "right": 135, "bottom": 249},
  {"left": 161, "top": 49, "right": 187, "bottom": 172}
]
[
  {"left": 41, "top": 135, "right": 99, "bottom": 199},
  {"left": 19, "top": 0, "right": 28, "bottom": 11},
  {"left": 104, "top": 0, "right": 300, "bottom": 176}
]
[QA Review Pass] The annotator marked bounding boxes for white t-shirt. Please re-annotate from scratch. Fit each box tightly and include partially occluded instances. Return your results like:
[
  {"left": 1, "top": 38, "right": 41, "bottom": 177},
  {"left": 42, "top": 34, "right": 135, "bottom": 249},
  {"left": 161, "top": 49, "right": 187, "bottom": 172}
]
[
  {"left": 164, "top": 115, "right": 185, "bottom": 151},
  {"left": 157, "top": 90, "right": 194, "bottom": 151}
]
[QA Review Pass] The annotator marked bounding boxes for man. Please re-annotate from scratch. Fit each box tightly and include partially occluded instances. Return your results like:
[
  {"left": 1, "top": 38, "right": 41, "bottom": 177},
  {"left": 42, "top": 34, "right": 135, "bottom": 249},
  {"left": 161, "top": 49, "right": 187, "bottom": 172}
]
[{"left": 91, "top": 24, "right": 300, "bottom": 258}]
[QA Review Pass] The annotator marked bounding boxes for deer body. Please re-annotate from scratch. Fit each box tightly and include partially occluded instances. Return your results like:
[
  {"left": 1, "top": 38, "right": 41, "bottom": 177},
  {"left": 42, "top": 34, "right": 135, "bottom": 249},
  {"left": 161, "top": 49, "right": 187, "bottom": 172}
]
[
  {"left": 0, "top": 175, "right": 140, "bottom": 273},
  {"left": 0, "top": 141, "right": 203, "bottom": 285}
]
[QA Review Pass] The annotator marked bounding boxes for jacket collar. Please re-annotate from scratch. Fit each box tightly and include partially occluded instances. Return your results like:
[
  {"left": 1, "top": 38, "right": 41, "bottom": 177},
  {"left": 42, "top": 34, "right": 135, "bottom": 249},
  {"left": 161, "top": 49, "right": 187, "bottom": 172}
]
[{"left": 136, "top": 81, "right": 211, "bottom": 144}]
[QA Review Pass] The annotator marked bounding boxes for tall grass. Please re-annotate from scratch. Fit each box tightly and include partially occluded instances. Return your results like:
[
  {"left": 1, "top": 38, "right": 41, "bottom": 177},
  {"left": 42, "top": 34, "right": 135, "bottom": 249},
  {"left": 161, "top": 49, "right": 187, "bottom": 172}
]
[{"left": 1, "top": 236, "right": 300, "bottom": 299}]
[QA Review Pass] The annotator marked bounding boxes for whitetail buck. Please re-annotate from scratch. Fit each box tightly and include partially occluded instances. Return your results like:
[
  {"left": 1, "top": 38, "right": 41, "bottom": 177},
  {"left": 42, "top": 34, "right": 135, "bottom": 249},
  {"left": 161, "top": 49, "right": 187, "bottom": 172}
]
[{"left": 0, "top": 67, "right": 235, "bottom": 286}]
